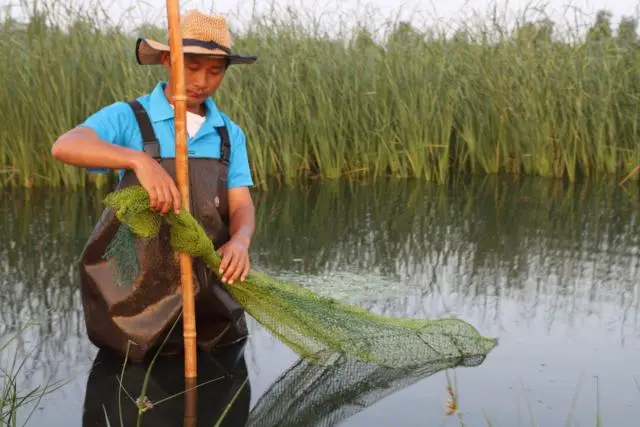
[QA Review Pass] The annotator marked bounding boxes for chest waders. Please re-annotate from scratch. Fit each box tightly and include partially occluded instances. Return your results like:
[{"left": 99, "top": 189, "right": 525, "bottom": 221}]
[{"left": 78, "top": 101, "right": 248, "bottom": 362}]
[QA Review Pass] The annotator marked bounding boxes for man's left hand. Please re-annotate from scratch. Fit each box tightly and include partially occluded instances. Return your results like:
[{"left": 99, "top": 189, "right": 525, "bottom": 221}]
[{"left": 217, "top": 235, "right": 250, "bottom": 284}]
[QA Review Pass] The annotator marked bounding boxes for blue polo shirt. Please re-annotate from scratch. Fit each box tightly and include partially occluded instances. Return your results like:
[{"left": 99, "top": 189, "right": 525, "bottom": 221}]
[{"left": 80, "top": 82, "right": 253, "bottom": 188}]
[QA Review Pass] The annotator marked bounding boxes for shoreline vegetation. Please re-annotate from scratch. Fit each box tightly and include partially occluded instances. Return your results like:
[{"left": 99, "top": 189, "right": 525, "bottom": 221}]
[{"left": 0, "top": 0, "right": 638, "bottom": 189}]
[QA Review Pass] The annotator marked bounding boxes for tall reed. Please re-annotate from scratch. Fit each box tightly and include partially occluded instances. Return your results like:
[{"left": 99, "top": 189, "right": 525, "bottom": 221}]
[{"left": 1, "top": 1, "right": 638, "bottom": 188}]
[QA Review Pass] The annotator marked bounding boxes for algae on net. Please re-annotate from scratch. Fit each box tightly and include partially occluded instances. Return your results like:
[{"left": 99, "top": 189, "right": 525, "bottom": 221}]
[{"left": 102, "top": 185, "right": 498, "bottom": 369}]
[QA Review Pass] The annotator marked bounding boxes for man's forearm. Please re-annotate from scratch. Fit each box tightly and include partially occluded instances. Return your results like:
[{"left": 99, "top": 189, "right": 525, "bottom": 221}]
[
  {"left": 229, "top": 204, "right": 255, "bottom": 247},
  {"left": 51, "top": 126, "right": 142, "bottom": 171}
]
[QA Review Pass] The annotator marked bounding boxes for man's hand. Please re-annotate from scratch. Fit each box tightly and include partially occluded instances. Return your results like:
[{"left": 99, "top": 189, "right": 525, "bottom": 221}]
[
  {"left": 218, "top": 186, "right": 255, "bottom": 284},
  {"left": 51, "top": 126, "right": 181, "bottom": 215},
  {"left": 132, "top": 153, "right": 181, "bottom": 215},
  {"left": 217, "top": 234, "right": 250, "bottom": 284}
]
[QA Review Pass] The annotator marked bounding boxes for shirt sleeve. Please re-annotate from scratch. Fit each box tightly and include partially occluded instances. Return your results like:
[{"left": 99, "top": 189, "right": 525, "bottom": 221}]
[
  {"left": 79, "top": 101, "right": 132, "bottom": 174},
  {"left": 225, "top": 119, "right": 254, "bottom": 188}
]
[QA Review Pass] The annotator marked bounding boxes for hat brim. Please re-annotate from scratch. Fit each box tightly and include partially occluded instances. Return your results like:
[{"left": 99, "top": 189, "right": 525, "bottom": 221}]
[{"left": 135, "top": 38, "right": 257, "bottom": 66}]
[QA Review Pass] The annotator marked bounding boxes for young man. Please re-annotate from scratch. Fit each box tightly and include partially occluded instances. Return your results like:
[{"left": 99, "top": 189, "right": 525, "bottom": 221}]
[{"left": 51, "top": 10, "right": 258, "bottom": 361}]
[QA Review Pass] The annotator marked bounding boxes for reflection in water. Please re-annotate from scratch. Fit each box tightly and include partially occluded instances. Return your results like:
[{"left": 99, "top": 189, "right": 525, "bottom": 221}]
[
  {"left": 1, "top": 177, "right": 639, "bottom": 425},
  {"left": 83, "top": 342, "right": 484, "bottom": 427},
  {"left": 250, "top": 177, "right": 640, "bottom": 339},
  {"left": 0, "top": 188, "right": 106, "bottom": 385},
  {"left": 246, "top": 351, "right": 488, "bottom": 427},
  {"left": 251, "top": 177, "right": 638, "bottom": 284},
  {"left": 82, "top": 340, "right": 250, "bottom": 427}
]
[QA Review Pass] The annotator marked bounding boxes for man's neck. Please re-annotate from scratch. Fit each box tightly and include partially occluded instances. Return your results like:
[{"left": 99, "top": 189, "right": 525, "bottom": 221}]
[{"left": 163, "top": 84, "right": 205, "bottom": 116}]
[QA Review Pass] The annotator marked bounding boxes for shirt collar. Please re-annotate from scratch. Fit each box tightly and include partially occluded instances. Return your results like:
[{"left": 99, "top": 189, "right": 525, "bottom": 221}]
[{"left": 147, "top": 81, "right": 225, "bottom": 128}]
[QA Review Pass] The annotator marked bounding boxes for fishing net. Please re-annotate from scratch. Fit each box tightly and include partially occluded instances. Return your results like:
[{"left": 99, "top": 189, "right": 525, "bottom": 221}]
[
  {"left": 246, "top": 350, "right": 487, "bottom": 427},
  {"left": 102, "top": 185, "right": 498, "bottom": 369}
]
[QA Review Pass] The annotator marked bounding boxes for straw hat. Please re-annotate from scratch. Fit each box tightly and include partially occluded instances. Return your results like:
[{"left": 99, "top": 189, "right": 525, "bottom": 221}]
[{"left": 135, "top": 10, "right": 257, "bottom": 66}]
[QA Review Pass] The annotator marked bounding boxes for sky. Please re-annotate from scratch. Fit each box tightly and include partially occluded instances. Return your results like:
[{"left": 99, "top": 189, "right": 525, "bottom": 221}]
[{"left": 3, "top": 0, "right": 639, "bottom": 36}]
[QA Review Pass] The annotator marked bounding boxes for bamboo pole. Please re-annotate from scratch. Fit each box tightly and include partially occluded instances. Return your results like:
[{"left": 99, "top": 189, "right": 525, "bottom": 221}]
[
  {"left": 166, "top": 0, "right": 198, "bottom": 379},
  {"left": 184, "top": 378, "right": 198, "bottom": 427}
]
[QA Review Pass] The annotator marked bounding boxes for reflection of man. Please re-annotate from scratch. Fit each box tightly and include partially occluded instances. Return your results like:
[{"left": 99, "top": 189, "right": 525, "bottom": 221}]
[{"left": 82, "top": 340, "right": 250, "bottom": 426}]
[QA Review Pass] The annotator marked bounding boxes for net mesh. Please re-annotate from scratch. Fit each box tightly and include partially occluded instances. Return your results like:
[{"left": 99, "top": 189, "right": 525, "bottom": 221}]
[
  {"left": 102, "top": 185, "right": 498, "bottom": 368},
  {"left": 246, "top": 350, "right": 487, "bottom": 427},
  {"left": 103, "top": 224, "right": 140, "bottom": 287}
]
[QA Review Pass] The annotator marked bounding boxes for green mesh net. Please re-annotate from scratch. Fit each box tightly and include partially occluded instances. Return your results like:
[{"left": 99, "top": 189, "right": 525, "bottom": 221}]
[
  {"left": 103, "top": 224, "right": 140, "bottom": 287},
  {"left": 102, "top": 185, "right": 498, "bottom": 368},
  {"left": 246, "top": 350, "right": 488, "bottom": 426}
]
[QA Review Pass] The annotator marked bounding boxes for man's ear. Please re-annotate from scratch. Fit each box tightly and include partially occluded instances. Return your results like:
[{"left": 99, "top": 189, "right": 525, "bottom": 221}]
[{"left": 160, "top": 52, "right": 171, "bottom": 70}]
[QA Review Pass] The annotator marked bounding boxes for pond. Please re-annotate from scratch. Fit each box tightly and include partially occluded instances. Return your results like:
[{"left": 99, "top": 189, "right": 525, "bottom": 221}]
[{"left": 1, "top": 176, "right": 639, "bottom": 426}]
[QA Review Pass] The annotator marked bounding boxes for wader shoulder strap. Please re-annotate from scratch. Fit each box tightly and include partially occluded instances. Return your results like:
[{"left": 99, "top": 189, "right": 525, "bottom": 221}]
[
  {"left": 128, "top": 100, "right": 161, "bottom": 159},
  {"left": 216, "top": 125, "right": 231, "bottom": 165},
  {"left": 128, "top": 99, "right": 230, "bottom": 164}
]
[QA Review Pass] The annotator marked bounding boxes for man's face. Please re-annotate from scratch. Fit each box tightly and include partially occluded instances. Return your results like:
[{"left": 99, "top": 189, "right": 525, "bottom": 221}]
[{"left": 162, "top": 53, "right": 228, "bottom": 107}]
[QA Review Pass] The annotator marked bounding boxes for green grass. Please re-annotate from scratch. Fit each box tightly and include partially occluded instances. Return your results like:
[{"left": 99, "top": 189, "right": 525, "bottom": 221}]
[
  {"left": 1, "top": 321, "right": 69, "bottom": 426},
  {"left": 443, "top": 371, "right": 623, "bottom": 427},
  {"left": 0, "top": 1, "right": 639, "bottom": 189},
  {"left": 0, "top": 316, "right": 245, "bottom": 427}
]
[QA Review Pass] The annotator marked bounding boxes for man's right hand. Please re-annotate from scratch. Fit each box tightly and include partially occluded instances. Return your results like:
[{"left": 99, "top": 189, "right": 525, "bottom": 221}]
[
  {"left": 52, "top": 126, "right": 181, "bottom": 215},
  {"left": 132, "top": 153, "right": 182, "bottom": 215}
]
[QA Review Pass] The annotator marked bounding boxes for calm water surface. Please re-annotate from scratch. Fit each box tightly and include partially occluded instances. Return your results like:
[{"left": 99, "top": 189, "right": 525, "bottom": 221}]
[{"left": 1, "top": 177, "right": 639, "bottom": 426}]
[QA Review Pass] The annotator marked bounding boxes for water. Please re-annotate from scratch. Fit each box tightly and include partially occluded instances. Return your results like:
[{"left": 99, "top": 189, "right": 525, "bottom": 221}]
[{"left": 1, "top": 176, "right": 639, "bottom": 426}]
